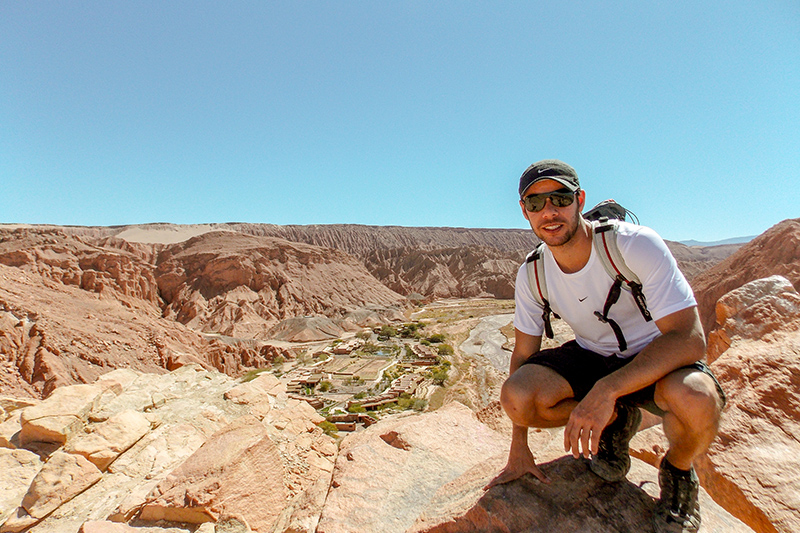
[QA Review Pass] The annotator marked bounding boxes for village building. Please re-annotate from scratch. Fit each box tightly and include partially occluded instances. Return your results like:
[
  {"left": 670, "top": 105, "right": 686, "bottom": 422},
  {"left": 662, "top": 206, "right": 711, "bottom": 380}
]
[{"left": 331, "top": 338, "right": 364, "bottom": 355}]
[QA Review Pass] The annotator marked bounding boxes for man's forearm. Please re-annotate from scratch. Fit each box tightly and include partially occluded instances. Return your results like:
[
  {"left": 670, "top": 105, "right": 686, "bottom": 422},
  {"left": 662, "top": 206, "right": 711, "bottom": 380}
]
[{"left": 597, "top": 323, "right": 705, "bottom": 401}]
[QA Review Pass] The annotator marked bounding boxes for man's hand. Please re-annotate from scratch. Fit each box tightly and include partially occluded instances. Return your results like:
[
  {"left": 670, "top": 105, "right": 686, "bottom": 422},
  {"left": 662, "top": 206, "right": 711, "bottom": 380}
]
[
  {"left": 563, "top": 385, "right": 617, "bottom": 459},
  {"left": 484, "top": 441, "right": 550, "bottom": 490}
]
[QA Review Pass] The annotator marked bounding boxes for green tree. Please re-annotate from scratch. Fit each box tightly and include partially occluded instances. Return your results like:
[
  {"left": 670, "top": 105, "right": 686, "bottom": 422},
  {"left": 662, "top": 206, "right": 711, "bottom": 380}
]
[
  {"left": 318, "top": 420, "right": 339, "bottom": 437},
  {"left": 428, "top": 333, "right": 446, "bottom": 343},
  {"left": 380, "top": 325, "right": 397, "bottom": 337},
  {"left": 404, "top": 345, "right": 415, "bottom": 360},
  {"left": 437, "top": 344, "right": 454, "bottom": 356},
  {"left": 431, "top": 368, "right": 449, "bottom": 385},
  {"left": 361, "top": 342, "right": 380, "bottom": 354},
  {"left": 318, "top": 381, "right": 332, "bottom": 392}
]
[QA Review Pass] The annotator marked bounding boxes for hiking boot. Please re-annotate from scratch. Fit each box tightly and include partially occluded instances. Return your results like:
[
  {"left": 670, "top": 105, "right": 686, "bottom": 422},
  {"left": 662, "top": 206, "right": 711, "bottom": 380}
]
[
  {"left": 590, "top": 402, "right": 641, "bottom": 482},
  {"left": 653, "top": 459, "right": 701, "bottom": 533}
]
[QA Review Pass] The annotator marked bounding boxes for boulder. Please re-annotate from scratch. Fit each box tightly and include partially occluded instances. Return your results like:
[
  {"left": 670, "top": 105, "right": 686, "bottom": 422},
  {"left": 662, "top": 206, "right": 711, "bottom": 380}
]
[
  {"left": 696, "top": 278, "right": 800, "bottom": 533},
  {"left": 0, "top": 448, "right": 43, "bottom": 525},
  {"left": 408, "top": 455, "right": 752, "bottom": 533},
  {"left": 1, "top": 451, "right": 102, "bottom": 532},
  {"left": 19, "top": 384, "right": 105, "bottom": 447},
  {"left": 707, "top": 275, "right": 800, "bottom": 362},
  {"left": 692, "top": 219, "right": 800, "bottom": 339},
  {"left": 64, "top": 409, "right": 152, "bottom": 470},
  {"left": 140, "top": 415, "right": 286, "bottom": 531},
  {"left": 0, "top": 411, "right": 23, "bottom": 449},
  {"left": 317, "top": 402, "right": 508, "bottom": 533},
  {"left": 223, "top": 372, "right": 285, "bottom": 407}
]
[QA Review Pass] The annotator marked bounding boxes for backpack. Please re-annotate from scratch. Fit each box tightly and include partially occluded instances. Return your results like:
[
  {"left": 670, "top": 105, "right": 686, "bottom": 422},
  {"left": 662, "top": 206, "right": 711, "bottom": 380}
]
[{"left": 524, "top": 200, "right": 652, "bottom": 352}]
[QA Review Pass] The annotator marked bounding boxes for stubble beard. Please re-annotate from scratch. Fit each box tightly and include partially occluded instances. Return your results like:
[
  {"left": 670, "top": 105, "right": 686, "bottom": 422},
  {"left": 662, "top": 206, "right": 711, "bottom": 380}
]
[{"left": 533, "top": 207, "right": 582, "bottom": 248}]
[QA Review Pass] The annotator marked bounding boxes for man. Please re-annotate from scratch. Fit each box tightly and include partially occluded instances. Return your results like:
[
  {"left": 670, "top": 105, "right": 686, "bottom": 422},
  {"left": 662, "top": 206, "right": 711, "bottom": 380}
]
[{"left": 486, "top": 160, "right": 725, "bottom": 533}]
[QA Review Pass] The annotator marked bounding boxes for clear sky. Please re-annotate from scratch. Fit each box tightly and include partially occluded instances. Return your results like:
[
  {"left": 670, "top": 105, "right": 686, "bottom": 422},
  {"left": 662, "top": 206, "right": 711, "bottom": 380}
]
[{"left": 2, "top": 1, "right": 798, "bottom": 242}]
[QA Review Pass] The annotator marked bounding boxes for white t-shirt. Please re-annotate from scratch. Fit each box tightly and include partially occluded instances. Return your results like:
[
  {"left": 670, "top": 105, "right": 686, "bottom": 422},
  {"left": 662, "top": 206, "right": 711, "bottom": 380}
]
[{"left": 514, "top": 222, "right": 697, "bottom": 358}]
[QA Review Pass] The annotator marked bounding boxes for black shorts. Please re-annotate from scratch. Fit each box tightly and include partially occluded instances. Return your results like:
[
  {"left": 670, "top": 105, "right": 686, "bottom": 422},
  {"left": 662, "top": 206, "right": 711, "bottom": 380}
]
[{"left": 521, "top": 340, "right": 726, "bottom": 417}]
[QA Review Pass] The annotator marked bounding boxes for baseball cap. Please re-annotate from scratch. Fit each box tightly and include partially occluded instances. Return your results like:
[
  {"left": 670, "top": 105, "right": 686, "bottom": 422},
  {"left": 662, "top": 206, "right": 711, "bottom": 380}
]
[{"left": 518, "top": 159, "right": 580, "bottom": 199}]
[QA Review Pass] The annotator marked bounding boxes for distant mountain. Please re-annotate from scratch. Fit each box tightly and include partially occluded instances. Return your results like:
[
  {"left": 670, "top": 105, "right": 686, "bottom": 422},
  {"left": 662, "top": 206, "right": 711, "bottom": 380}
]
[{"left": 680, "top": 236, "right": 756, "bottom": 247}]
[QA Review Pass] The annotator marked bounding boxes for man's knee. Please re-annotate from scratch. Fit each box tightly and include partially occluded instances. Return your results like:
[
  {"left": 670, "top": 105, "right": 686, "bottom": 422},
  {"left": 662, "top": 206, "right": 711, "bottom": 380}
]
[
  {"left": 655, "top": 369, "right": 722, "bottom": 428},
  {"left": 500, "top": 365, "right": 571, "bottom": 426}
]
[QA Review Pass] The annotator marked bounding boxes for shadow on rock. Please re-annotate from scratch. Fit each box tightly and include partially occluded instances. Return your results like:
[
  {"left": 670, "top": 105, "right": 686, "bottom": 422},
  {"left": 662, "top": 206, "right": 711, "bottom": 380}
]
[{"left": 410, "top": 455, "right": 752, "bottom": 533}]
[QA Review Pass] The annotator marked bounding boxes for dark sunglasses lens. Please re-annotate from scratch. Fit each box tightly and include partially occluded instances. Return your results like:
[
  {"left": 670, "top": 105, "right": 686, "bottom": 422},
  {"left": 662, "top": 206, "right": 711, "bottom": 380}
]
[
  {"left": 524, "top": 196, "right": 546, "bottom": 212},
  {"left": 524, "top": 191, "right": 574, "bottom": 211},
  {"left": 551, "top": 193, "right": 575, "bottom": 208}
]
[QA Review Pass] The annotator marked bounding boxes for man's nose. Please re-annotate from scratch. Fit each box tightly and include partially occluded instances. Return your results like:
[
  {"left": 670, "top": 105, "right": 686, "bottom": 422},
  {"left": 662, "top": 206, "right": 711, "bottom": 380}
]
[{"left": 540, "top": 197, "right": 561, "bottom": 215}]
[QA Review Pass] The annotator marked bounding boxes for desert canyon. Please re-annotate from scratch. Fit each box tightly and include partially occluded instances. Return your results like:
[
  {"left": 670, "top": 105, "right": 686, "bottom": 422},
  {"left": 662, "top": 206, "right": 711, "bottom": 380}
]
[{"left": 1, "top": 219, "right": 798, "bottom": 533}]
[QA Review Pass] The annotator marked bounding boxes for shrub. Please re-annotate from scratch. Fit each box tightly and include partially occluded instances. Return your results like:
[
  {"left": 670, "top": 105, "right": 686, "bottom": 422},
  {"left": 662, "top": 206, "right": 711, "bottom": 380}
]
[
  {"left": 428, "top": 333, "right": 446, "bottom": 343},
  {"left": 380, "top": 325, "right": 397, "bottom": 337},
  {"left": 356, "top": 330, "right": 372, "bottom": 340},
  {"left": 348, "top": 404, "right": 366, "bottom": 413},
  {"left": 431, "top": 369, "right": 449, "bottom": 385},
  {"left": 240, "top": 368, "right": 269, "bottom": 383},
  {"left": 318, "top": 420, "right": 339, "bottom": 437},
  {"left": 437, "top": 344, "right": 454, "bottom": 356},
  {"left": 361, "top": 342, "right": 380, "bottom": 354},
  {"left": 412, "top": 399, "right": 428, "bottom": 411},
  {"left": 318, "top": 381, "right": 332, "bottom": 392},
  {"left": 404, "top": 345, "right": 415, "bottom": 359}
]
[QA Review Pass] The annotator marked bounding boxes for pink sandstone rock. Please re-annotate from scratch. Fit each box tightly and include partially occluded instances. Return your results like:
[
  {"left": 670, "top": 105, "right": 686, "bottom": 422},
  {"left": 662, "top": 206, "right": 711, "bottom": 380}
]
[
  {"left": 223, "top": 372, "right": 285, "bottom": 407},
  {"left": 701, "top": 338, "right": 800, "bottom": 532},
  {"left": 317, "top": 402, "right": 508, "bottom": 533},
  {"left": 707, "top": 275, "right": 800, "bottom": 363},
  {"left": 140, "top": 415, "right": 286, "bottom": 531},
  {"left": 64, "top": 409, "right": 152, "bottom": 470},
  {"left": 0, "top": 451, "right": 102, "bottom": 532},
  {"left": 696, "top": 276, "right": 800, "bottom": 533},
  {"left": 0, "top": 448, "right": 43, "bottom": 525},
  {"left": 79, "top": 520, "right": 197, "bottom": 533},
  {"left": 407, "top": 454, "right": 752, "bottom": 533},
  {"left": 19, "top": 384, "right": 105, "bottom": 446}
]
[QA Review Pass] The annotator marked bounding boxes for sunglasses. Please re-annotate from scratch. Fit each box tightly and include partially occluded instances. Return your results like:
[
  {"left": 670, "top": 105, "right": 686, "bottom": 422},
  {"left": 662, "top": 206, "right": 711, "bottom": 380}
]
[{"left": 522, "top": 188, "right": 578, "bottom": 212}]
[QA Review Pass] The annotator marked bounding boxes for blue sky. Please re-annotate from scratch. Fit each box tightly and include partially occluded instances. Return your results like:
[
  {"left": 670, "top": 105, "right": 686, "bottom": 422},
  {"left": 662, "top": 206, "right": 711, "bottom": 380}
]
[{"left": 2, "top": 1, "right": 798, "bottom": 242}]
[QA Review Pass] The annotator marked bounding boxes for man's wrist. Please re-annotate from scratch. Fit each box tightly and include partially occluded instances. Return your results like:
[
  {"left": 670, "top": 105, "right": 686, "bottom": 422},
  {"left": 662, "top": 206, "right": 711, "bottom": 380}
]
[{"left": 593, "top": 375, "right": 622, "bottom": 402}]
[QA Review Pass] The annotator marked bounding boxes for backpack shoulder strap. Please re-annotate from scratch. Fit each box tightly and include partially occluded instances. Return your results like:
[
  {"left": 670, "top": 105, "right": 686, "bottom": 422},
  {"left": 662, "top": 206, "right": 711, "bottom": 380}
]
[
  {"left": 591, "top": 219, "right": 640, "bottom": 285},
  {"left": 525, "top": 243, "right": 557, "bottom": 339},
  {"left": 591, "top": 219, "right": 653, "bottom": 324},
  {"left": 525, "top": 243, "right": 547, "bottom": 307}
]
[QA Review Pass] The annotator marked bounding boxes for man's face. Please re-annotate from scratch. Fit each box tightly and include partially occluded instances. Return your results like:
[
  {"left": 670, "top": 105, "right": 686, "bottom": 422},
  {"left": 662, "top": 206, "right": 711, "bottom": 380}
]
[{"left": 519, "top": 179, "right": 584, "bottom": 247}]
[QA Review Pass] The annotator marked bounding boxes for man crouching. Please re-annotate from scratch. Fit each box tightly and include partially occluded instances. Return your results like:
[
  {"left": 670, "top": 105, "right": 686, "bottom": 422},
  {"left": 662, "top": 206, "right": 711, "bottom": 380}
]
[{"left": 485, "top": 160, "right": 725, "bottom": 533}]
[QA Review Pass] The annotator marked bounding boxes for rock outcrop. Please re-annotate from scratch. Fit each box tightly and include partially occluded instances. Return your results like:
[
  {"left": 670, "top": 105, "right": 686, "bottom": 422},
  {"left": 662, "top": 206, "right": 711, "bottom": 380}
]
[
  {"left": 692, "top": 218, "right": 800, "bottom": 337},
  {"left": 0, "top": 363, "right": 768, "bottom": 532},
  {"left": 0, "top": 364, "right": 336, "bottom": 533},
  {"left": 317, "top": 402, "right": 750, "bottom": 533},
  {"left": 363, "top": 246, "right": 522, "bottom": 299},
  {"left": 154, "top": 231, "right": 406, "bottom": 338},
  {"left": 698, "top": 276, "right": 800, "bottom": 533},
  {"left": 0, "top": 228, "right": 406, "bottom": 397}
]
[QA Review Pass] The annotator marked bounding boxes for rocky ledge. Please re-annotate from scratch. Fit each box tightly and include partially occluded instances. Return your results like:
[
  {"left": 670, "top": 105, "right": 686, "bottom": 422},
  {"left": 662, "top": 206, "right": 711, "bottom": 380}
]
[{"left": 2, "top": 373, "right": 751, "bottom": 532}]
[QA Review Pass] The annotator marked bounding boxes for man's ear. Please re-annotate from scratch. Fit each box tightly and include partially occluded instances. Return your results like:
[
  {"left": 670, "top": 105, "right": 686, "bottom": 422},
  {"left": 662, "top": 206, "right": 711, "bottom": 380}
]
[{"left": 577, "top": 190, "right": 586, "bottom": 211}]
